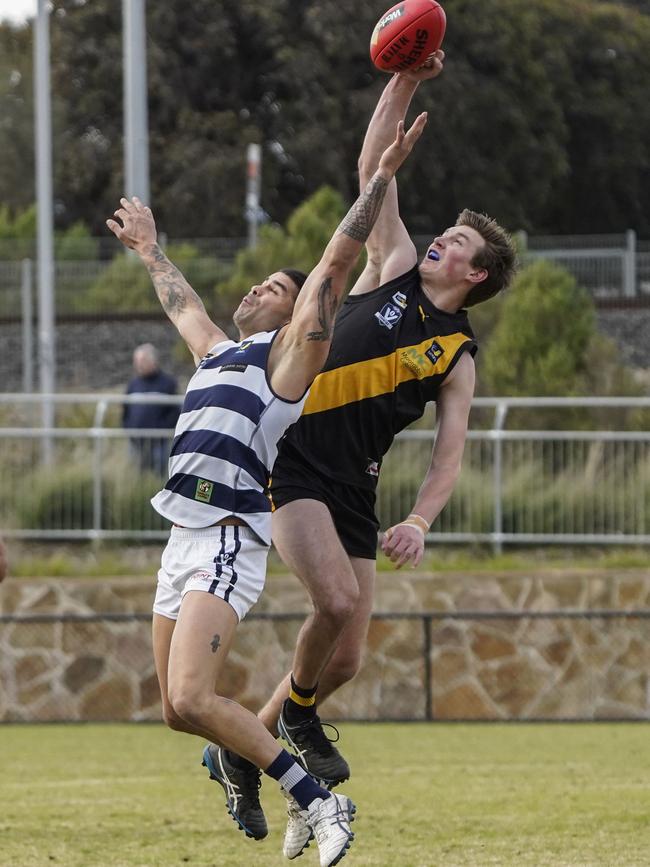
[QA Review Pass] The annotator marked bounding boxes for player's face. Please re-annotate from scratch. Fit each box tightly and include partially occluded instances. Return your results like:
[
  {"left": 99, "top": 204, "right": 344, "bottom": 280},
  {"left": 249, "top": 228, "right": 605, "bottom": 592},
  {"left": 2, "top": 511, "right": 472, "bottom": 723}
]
[
  {"left": 420, "top": 225, "right": 486, "bottom": 286},
  {"left": 233, "top": 271, "right": 299, "bottom": 337}
]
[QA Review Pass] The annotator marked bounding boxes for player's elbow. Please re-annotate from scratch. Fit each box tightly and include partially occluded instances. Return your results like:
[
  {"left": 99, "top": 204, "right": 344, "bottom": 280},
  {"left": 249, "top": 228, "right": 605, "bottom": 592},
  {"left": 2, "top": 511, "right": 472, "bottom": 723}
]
[{"left": 357, "top": 154, "right": 375, "bottom": 187}]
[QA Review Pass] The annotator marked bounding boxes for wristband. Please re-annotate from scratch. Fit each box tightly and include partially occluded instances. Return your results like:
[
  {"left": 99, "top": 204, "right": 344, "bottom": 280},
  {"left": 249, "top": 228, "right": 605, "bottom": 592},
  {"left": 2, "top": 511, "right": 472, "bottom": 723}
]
[{"left": 401, "top": 513, "right": 430, "bottom": 534}]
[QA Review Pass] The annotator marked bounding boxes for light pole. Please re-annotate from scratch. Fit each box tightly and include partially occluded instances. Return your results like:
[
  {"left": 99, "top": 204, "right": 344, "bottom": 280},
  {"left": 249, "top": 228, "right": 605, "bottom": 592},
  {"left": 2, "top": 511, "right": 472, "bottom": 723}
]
[
  {"left": 34, "top": 0, "right": 55, "bottom": 464},
  {"left": 122, "top": 0, "right": 150, "bottom": 205}
]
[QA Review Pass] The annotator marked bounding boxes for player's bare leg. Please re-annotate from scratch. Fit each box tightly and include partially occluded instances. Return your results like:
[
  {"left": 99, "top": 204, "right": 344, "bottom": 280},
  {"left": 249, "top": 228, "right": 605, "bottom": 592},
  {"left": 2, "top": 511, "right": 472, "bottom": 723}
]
[{"left": 257, "top": 500, "right": 367, "bottom": 786}]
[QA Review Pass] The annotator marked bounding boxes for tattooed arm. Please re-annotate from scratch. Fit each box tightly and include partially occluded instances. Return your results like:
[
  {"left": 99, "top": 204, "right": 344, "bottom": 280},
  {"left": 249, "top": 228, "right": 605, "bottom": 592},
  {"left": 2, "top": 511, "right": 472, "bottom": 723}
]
[
  {"left": 106, "top": 198, "right": 227, "bottom": 362},
  {"left": 269, "top": 115, "right": 427, "bottom": 400}
]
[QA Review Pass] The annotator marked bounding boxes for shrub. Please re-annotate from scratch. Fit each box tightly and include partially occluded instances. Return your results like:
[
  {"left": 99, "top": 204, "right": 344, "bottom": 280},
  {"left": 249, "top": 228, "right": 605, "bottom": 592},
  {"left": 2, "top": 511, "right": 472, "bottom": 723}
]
[{"left": 16, "top": 464, "right": 102, "bottom": 531}]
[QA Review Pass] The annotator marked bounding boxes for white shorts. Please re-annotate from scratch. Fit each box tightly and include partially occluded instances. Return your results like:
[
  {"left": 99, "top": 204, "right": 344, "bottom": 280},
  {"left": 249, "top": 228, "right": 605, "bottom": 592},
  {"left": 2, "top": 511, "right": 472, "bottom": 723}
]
[{"left": 153, "top": 525, "right": 268, "bottom": 622}]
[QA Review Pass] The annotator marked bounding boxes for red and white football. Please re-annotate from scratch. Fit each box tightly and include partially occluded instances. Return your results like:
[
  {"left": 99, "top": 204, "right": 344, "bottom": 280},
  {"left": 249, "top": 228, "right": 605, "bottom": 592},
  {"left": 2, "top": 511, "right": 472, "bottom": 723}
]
[{"left": 370, "top": 0, "right": 446, "bottom": 73}]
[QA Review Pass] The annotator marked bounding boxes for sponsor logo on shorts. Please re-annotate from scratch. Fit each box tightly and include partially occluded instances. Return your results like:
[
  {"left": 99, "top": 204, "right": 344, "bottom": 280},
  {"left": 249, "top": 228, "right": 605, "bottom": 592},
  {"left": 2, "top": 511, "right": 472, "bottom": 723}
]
[
  {"left": 190, "top": 570, "right": 214, "bottom": 582},
  {"left": 195, "top": 478, "right": 214, "bottom": 503}
]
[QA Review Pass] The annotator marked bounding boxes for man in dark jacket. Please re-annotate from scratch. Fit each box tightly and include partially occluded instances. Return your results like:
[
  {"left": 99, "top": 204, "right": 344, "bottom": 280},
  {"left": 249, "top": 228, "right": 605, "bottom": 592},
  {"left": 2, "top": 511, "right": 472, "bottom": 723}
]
[{"left": 123, "top": 343, "right": 180, "bottom": 474}]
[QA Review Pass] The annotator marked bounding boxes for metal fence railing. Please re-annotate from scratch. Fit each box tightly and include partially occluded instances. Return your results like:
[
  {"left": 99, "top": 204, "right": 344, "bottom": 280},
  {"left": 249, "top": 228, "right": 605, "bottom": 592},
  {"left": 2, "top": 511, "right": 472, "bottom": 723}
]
[
  {"left": 1, "top": 231, "right": 650, "bottom": 322},
  {"left": 1, "top": 394, "right": 649, "bottom": 547},
  {"left": 2, "top": 610, "right": 649, "bottom": 723}
]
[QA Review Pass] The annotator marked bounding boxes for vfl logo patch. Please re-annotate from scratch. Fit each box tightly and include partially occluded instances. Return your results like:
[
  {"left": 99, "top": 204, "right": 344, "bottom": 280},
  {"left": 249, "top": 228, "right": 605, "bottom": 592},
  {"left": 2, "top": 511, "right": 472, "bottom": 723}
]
[
  {"left": 195, "top": 478, "right": 214, "bottom": 503},
  {"left": 215, "top": 550, "right": 236, "bottom": 568},
  {"left": 375, "top": 303, "right": 403, "bottom": 330},
  {"left": 426, "top": 341, "right": 445, "bottom": 365}
]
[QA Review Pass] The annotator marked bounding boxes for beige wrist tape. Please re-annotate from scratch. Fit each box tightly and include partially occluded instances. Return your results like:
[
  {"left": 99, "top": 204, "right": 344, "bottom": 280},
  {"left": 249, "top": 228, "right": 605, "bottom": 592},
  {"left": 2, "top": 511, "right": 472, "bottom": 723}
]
[{"left": 398, "top": 513, "right": 430, "bottom": 534}]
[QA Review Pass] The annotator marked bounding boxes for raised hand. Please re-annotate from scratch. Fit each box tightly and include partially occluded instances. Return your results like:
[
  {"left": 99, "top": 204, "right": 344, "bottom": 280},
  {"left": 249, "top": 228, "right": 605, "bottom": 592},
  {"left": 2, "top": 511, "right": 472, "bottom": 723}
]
[
  {"left": 106, "top": 196, "right": 157, "bottom": 253},
  {"left": 400, "top": 48, "right": 445, "bottom": 83},
  {"left": 378, "top": 112, "right": 428, "bottom": 177}
]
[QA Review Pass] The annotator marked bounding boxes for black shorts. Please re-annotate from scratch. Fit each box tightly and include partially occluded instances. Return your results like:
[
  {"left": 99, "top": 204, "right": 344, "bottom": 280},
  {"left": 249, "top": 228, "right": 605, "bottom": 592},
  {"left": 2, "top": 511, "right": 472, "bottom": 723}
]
[{"left": 270, "top": 449, "right": 380, "bottom": 560}]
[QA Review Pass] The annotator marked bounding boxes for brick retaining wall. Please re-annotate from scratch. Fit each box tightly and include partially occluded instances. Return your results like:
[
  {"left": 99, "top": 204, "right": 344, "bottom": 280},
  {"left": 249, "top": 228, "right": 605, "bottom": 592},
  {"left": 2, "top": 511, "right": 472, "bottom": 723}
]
[{"left": 2, "top": 569, "right": 649, "bottom": 723}]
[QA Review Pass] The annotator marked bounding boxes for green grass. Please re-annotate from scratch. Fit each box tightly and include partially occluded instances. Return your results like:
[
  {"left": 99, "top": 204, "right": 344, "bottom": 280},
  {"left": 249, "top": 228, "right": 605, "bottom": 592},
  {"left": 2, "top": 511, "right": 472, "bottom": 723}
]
[
  {"left": 7, "top": 542, "right": 650, "bottom": 578},
  {"left": 1, "top": 723, "right": 650, "bottom": 866}
]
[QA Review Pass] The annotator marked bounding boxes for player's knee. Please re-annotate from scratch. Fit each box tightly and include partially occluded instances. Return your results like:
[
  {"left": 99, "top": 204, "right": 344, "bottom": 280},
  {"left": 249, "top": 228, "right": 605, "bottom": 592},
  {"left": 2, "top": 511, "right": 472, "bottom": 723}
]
[
  {"left": 167, "top": 683, "right": 202, "bottom": 727},
  {"left": 316, "top": 582, "right": 360, "bottom": 629},
  {"left": 161, "top": 703, "right": 188, "bottom": 732}
]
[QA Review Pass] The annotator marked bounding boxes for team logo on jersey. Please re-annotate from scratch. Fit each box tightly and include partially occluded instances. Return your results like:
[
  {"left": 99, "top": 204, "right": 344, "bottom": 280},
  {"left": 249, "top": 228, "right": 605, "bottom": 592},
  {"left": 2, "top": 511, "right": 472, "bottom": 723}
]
[
  {"left": 236, "top": 340, "right": 254, "bottom": 353},
  {"left": 375, "top": 303, "right": 403, "bottom": 330},
  {"left": 195, "top": 478, "right": 214, "bottom": 503},
  {"left": 425, "top": 340, "right": 445, "bottom": 365},
  {"left": 365, "top": 459, "right": 380, "bottom": 477}
]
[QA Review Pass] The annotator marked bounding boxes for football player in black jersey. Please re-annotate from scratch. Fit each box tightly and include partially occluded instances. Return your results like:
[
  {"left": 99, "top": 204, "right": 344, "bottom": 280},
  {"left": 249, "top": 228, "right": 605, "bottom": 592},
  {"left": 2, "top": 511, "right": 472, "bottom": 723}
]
[{"left": 258, "top": 51, "right": 517, "bottom": 826}]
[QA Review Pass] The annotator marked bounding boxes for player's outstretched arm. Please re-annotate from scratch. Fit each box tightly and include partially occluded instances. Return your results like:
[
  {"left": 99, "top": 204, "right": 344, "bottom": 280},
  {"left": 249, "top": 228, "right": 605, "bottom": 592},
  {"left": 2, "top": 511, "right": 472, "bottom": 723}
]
[
  {"left": 351, "top": 51, "right": 445, "bottom": 295},
  {"left": 269, "top": 115, "right": 427, "bottom": 401},
  {"left": 106, "top": 198, "right": 227, "bottom": 362},
  {"left": 359, "top": 51, "right": 445, "bottom": 185}
]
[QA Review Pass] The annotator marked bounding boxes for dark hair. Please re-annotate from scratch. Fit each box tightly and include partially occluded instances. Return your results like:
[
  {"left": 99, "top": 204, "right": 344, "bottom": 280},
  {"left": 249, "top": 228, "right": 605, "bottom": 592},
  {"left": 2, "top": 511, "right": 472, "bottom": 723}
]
[
  {"left": 281, "top": 268, "right": 308, "bottom": 292},
  {"left": 456, "top": 209, "right": 517, "bottom": 307}
]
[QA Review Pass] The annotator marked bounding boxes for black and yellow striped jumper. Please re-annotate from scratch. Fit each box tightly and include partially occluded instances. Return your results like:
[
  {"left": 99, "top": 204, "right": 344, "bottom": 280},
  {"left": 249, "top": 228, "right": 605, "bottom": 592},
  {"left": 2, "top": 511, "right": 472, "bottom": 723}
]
[{"left": 271, "top": 265, "right": 477, "bottom": 558}]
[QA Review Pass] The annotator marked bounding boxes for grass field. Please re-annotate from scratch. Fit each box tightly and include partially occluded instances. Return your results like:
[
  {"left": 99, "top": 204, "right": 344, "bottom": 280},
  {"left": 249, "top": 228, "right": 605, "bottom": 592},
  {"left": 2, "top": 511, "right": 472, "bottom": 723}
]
[{"left": 2, "top": 724, "right": 650, "bottom": 866}]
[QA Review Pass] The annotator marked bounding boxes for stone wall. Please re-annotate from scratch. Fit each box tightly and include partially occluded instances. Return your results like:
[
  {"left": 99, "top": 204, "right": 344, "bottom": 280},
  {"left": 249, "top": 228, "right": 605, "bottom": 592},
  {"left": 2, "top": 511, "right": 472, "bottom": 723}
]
[{"left": 1, "top": 569, "right": 649, "bottom": 723}]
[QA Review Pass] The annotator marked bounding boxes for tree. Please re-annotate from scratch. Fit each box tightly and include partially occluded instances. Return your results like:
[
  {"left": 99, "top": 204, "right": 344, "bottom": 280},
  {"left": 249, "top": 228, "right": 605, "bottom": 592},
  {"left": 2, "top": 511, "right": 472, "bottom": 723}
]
[
  {"left": 215, "top": 185, "right": 357, "bottom": 312},
  {"left": 482, "top": 259, "right": 596, "bottom": 397},
  {"left": 480, "top": 259, "right": 643, "bottom": 430},
  {"left": 2, "top": 0, "right": 650, "bottom": 238}
]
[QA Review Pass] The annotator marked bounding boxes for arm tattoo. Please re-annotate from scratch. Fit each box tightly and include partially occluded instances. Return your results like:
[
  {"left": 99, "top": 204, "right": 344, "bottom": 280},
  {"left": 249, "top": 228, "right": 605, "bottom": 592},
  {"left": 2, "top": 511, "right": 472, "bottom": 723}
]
[
  {"left": 210, "top": 633, "right": 222, "bottom": 653},
  {"left": 306, "top": 276, "right": 338, "bottom": 341},
  {"left": 337, "top": 175, "right": 389, "bottom": 243},
  {"left": 144, "top": 244, "right": 206, "bottom": 320}
]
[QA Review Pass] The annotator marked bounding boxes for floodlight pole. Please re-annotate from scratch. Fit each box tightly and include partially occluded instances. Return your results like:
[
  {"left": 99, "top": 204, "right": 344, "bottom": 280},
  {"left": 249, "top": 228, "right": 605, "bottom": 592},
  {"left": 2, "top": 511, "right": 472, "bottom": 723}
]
[
  {"left": 34, "top": 0, "right": 55, "bottom": 464},
  {"left": 122, "top": 0, "right": 150, "bottom": 205}
]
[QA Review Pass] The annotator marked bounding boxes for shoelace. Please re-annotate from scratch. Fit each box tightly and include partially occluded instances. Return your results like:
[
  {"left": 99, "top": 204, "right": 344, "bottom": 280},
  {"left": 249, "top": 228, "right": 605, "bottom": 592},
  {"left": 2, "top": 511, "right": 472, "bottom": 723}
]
[
  {"left": 238, "top": 767, "right": 262, "bottom": 803},
  {"left": 293, "top": 716, "right": 341, "bottom": 756}
]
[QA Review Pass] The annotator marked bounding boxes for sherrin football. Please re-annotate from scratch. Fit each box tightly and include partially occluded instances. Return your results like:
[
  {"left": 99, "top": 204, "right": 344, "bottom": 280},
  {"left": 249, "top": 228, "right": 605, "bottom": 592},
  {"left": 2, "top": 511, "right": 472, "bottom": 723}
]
[{"left": 370, "top": 0, "right": 446, "bottom": 73}]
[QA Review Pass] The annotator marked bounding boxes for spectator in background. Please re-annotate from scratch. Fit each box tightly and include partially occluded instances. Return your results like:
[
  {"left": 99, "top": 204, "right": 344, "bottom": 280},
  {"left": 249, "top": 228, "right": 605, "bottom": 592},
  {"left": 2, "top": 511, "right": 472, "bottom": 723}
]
[{"left": 123, "top": 343, "right": 180, "bottom": 474}]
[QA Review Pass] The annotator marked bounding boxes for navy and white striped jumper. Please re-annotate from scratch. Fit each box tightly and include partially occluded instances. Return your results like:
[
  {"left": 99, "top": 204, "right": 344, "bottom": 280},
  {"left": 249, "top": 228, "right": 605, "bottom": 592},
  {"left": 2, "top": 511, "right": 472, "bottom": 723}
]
[{"left": 151, "top": 331, "right": 309, "bottom": 545}]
